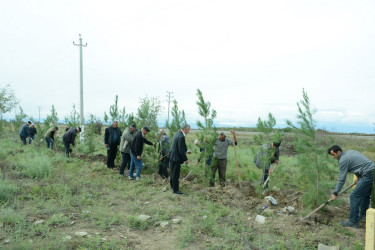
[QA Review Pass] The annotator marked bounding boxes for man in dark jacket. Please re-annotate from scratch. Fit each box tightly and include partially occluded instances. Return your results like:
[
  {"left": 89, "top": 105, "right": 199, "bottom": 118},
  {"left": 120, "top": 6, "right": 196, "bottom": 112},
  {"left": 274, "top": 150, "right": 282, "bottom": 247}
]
[
  {"left": 169, "top": 124, "right": 191, "bottom": 194},
  {"left": 129, "top": 126, "right": 155, "bottom": 180},
  {"left": 19, "top": 121, "right": 31, "bottom": 145},
  {"left": 158, "top": 129, "right": 170, "bottom": 179},
  {"left": 29, "top": 124, "right": 37, "bottom": 144},
  {"left": 63, "top": 127, "right": 81, "bottom": 157},
  {"left": 104, "top": 121, "right": 122, "bottom": 169},
  {"left": 328, "top": 145, "right": 374, "bottom": 228},
  {"left": 119, "top": 124, "right": 137, "bottom": 175},
  {"left": 44, "top": 126, "right": 59, "bottom": 149}
]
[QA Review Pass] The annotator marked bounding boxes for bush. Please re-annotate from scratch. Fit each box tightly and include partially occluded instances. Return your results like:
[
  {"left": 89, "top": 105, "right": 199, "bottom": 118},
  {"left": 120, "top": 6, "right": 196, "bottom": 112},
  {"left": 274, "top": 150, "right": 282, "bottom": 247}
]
[
  {"left": 21, "top": 154, "right": 53, "bottom": 179},
  {"left": 0, "top": 173, "right": 18, "bottom": 202}
]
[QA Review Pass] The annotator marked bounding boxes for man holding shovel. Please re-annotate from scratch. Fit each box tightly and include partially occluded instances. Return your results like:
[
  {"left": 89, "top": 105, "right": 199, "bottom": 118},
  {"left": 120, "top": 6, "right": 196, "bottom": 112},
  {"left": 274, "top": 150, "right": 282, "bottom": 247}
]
[
  {"left": 328, "top": 145, "right": 374, "bottom": 228},
  {"left": 210, "top": 130, "right": 237, "bottom": 187}
]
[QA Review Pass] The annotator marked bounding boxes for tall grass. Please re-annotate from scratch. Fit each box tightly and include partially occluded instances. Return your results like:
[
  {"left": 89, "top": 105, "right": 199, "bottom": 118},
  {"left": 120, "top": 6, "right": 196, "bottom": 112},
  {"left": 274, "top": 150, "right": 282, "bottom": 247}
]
[
  {"left": 19, "top": 154, "right": 54, "bottom": 179},
  {"left": 0, "top": 173, "right": 18, "bottom": 202}
]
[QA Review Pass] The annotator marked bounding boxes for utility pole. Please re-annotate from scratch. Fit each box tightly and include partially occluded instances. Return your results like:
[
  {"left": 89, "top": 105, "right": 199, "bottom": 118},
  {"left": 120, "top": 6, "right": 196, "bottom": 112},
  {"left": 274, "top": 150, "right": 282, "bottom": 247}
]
[
  {"left": 73, "top": 34, "right": 87, "bottom": 142},
  {"left": 37, "top": 106, "right": 42, "bottom": 123},
  {"left": 166, "top": 91, "right": 174, "bottom": 125}
]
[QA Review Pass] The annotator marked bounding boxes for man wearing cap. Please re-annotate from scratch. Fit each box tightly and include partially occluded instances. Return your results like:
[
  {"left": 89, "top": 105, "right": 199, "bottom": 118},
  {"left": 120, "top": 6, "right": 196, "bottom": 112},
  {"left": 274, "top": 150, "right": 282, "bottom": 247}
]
[
  {"left": 169, "top": 124, "right": 191, "bottom": 194},
  {"left": 259, "top": 141, "right": 281, "bottom": 188},
  {"left": 104, "top": 121, "right": 122, "bottom": 169},
  {"left": 63, "top": 127, "right": 81, "bottom": 157},
  {"left": 210, "top": 130, "right": 237, "bottom": 187},
  {"left": 19, "top": 121, "right": 31, "bottom": 145},
  {"left": 44, "top": 126, "right": 59, "bottom": 149},
  {"left": 119, "top": 124, "right": 137, "bottom": 176},
  {"left": 28, "top": 124, "right": 37, "bottom": 144},
  {"left": 158, "top": 129, "right": 170, "bottom": 179},
  {"left": 328, "top": 145, "right": 374, "bottom": 228},
  {"left": 129, "top": 126, "right": 156, "bottom": 180}
]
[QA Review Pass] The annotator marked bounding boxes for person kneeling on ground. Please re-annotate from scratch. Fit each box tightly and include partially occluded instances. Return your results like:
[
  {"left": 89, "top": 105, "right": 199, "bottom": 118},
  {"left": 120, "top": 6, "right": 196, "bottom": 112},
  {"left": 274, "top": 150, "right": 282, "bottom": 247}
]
[
  {"left": 328, "top": 145, "right": 374, "bottom": 228},
  {"left": 129, "top": 126, "right": 156, "bottom": 181}
]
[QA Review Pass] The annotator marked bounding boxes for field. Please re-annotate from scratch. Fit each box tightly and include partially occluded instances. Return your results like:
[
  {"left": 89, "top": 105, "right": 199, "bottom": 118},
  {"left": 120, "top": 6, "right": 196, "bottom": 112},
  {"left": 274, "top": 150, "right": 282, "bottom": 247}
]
[{"left": 0, "top": 128, "right": 374, "bottom": 249}]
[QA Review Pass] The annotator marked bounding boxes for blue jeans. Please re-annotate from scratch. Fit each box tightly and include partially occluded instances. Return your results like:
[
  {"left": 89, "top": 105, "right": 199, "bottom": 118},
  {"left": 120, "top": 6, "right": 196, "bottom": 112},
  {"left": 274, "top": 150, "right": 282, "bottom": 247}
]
[
  {"left": 45, "top": 137, "right": 54, "bottom": 149},
  {"left": 29, "top": 135, "right": 35, "bottom": 144},
  {"left": 129, "top": 152, "right": 143, "bottom": 178},
  {"left": 349, "top": 175, "right": 373, "bottom": 223}
]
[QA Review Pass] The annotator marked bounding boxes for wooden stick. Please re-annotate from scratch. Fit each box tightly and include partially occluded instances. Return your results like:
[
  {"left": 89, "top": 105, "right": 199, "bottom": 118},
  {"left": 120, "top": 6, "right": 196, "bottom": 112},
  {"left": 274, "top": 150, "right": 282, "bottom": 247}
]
[
  {"left": 233, "top": 143, "right": 242, "bottom": 190},
  {"left": 300, "top": 182, "right": 356, "bottom": 221},
  {"left": 262, "top": 163, "right": 277, "bottom": 189},
  {"left": 158, "top": 153, "right": 169, "bottom": 162}
]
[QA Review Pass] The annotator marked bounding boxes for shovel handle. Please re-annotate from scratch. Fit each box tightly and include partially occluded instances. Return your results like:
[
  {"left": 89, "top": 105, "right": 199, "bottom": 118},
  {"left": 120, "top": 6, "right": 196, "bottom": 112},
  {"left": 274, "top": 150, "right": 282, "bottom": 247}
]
[{"left": 300, "top": 182, "right": 356, "bottom": 221}]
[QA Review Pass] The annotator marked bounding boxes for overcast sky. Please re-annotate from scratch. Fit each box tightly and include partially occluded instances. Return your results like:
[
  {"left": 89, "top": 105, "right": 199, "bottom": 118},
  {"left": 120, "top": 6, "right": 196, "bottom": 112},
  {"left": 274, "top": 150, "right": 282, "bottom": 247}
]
[{"left": 1, "top": 0, "right": 374, "bottom": 133}]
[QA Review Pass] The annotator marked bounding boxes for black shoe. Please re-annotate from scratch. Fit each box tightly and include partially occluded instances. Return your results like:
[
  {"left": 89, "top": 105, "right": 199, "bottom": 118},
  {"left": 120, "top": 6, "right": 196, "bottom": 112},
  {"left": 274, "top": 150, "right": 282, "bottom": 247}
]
[
  {"left": 341, "top": 220, "right": 359, "bottom": 228},
  {"left": 173, "top": 190, "right": 184, "bottom": 195}
]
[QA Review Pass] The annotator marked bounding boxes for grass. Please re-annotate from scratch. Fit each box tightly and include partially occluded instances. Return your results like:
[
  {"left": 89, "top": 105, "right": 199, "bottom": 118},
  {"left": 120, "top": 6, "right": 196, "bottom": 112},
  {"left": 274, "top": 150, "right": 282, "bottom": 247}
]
[{"left": 0, "top": 130, "right": 373, "bottom": 249}]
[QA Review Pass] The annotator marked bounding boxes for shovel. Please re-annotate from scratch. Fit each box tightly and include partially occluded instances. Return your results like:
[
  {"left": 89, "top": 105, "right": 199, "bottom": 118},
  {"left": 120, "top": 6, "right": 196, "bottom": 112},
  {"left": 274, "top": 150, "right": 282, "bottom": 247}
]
[{"left": 299, "top": 182, "right": 356, "bottom": 221}]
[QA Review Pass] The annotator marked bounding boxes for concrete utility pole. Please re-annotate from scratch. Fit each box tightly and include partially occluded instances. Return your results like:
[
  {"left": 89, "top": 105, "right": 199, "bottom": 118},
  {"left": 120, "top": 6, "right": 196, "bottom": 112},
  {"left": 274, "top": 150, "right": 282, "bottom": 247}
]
[
  {"left": 166, "top": 91, "right": 174, "bottom": 125},
  {"left": 37, "top": 106, "right": 42, "bottom": 123},
  {"left": 73, "top": 34, "right": 87, "bottom": 142}
]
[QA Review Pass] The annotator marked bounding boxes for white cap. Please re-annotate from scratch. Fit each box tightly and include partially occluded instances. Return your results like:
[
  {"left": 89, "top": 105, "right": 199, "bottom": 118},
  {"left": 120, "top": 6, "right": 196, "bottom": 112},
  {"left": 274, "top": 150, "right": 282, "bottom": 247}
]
[{"left": 194, "top": 139, "right": 200, "bottom": 145}]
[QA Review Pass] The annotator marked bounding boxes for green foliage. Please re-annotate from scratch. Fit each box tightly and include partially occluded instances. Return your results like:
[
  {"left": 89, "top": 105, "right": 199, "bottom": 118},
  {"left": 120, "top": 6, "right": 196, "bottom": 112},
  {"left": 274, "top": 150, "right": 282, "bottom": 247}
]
[
  {"left": 137, "top": 96, "right": 162, "bottom": 131},
  {"left": 64, "top": 104, "right": 80, "bottom": 128},
  {"left": 126, "top": 215, "right": 149, "bottom": 230},
  {"left": 286, "top": 89, "right": 330, "bottom": 207},
  {"left": 165, "top": 99, "right": 186, "bottom": 137},
  {"left": 44, "top": 105, "right": 59, "bottom": 127},
  {"left": 0, "top": 84, "right": 18, "bottom": 115},
  {"left": 20, "top": 154, "right": 53, "bottom": 179},
  {"left": 0, "top": 173, "right": 18, "bottom": 202},
  {"left": 13, "top": 106, "right": 28, "bottom": 132},
  {"left": 81, "top": 114, "right": 102, "bottom": 155},
  {"left": 196, "top": 89, "right": 217, "bottom": 179}
]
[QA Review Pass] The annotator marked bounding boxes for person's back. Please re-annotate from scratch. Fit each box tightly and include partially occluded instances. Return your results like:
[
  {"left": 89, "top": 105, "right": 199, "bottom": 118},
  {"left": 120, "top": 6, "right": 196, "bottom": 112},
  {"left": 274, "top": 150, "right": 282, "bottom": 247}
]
[{"left": 63, "top": 127, "right": 77, "bottom": 144}]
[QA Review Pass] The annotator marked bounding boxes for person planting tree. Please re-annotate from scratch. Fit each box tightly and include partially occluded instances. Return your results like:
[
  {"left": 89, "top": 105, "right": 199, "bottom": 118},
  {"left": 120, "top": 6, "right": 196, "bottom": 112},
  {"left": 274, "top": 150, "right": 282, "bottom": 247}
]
[
  {"left": 19, "top": 121, "right": 31, "bottom": 145},
  {"left": 44, "top": 126, "right": 58, "bottom": 149},
  {"left": 157, "top": 129, "right": 170, "bottom": 179},
  {"left": 128, "top": 126, "right": 156, "bottom": 181},
  {"left": 63, "top": 127, "right": 81, "bottom": 157},
  {"left": 210, "top": 130, "right": 237, "bottom": 187},
  {"left": 257, "top": 141, "right": 281, "bottom": 189},
  {"left": 328, "top": 145, "right": 374, "bottom": 228}
]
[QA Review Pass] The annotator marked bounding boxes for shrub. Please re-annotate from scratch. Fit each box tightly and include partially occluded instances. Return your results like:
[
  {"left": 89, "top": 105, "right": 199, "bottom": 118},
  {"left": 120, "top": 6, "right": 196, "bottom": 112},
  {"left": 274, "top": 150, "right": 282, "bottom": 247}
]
[
  {"left": 0, "top": 173, "right": 18, "bottom": 202},
  {"left": 21, "top": 154, "right": 53, "bottom": 179}
]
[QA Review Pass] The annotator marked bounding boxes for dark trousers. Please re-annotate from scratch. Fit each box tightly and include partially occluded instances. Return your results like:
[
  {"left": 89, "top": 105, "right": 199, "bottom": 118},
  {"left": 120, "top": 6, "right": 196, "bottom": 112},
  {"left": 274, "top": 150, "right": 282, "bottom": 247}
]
[
  {"left": 119, "top": 152, "right": 131, "bottom": 175},
  {"left": 64, "top": 141, "right": 71, "bottom": 157},
  {"left": 262, "top": 167, "right": 270, "bottom": 188},
  {"left": 170, "top": 161, "right": 181, "bottom": 192},
  {"left": 158, "top": 155, "right": 169, "bottom": 179},
  {"left": 106, "top": 145, "right": 118, "bottom": 168},
  {"left": 210, "top": 158, "right": 227, "bottom": 187},
  {"left": 349, "top": 175, "right": 373, "bottom": 223},
  {"left": 20, "top": 135, "right": 27, "bottom": 145}
]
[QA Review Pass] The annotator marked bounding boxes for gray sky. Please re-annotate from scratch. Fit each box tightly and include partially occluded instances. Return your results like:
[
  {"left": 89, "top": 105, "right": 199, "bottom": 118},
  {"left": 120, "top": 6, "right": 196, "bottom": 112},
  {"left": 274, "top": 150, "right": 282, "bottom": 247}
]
[{"left": 1, "top": 0, "right": 375, "bottom": 133}]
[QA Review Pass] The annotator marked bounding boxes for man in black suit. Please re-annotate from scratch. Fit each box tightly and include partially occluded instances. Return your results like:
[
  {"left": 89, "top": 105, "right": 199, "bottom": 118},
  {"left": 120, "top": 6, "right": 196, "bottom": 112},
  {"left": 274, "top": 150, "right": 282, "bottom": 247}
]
[
  {"left": 104, "top": 121, "right": 122, "bottom": 169},
  {"left": 169, "top": 124, "right": 191, "bottom": 194},
  {"left": 129, "top": 126, "right": 156, "bottom": 180}
]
